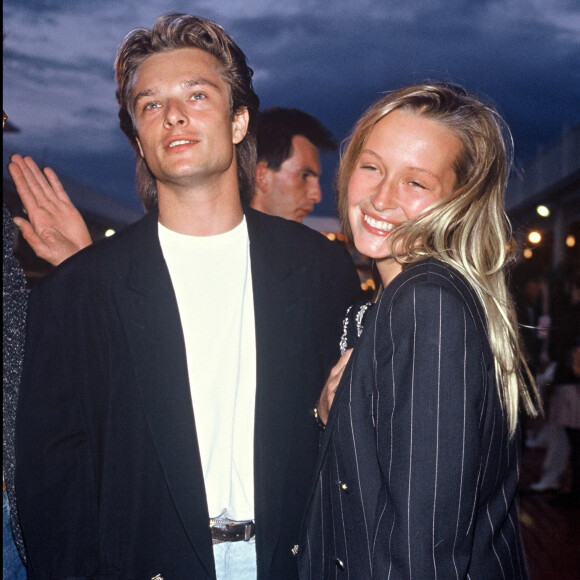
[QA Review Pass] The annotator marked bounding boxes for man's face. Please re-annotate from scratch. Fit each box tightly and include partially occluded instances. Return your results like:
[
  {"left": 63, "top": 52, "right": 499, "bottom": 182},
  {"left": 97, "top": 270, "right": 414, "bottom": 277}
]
[
  {"left": 131, "top": 47, "right": 248, "bottom": 194},
  {"left": 256, "top": 135, "right": 322, "bottom": 222}
]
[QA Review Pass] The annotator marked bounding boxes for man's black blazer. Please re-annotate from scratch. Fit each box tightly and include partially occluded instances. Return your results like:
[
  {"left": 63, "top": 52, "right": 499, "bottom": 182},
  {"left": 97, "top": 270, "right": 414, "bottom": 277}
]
[
  {"left": 298, "top": 259, "right": 528, "bottom": 579},
  {"left": 15, "top": 206, "right": 361, "bottom": 580}
]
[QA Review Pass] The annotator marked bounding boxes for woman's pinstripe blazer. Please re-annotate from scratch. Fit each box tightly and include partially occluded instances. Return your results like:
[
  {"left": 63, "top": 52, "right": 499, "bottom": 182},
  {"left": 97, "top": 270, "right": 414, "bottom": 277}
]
[{"left": 297, "top": 258, "right": 528, "bottom": 579}]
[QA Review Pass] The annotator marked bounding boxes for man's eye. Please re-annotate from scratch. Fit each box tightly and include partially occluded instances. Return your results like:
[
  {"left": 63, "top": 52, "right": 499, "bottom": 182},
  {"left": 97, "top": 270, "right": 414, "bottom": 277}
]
[
  {"left": 144, "top": 102, "right": 161, "bottom": 111},
  {"left": 191, "top": 93, "right": 206, "bottom": 101}
]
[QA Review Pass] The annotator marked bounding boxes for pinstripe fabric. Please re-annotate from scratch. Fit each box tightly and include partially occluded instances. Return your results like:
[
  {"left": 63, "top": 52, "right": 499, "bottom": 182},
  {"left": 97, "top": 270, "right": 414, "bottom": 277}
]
[{"left": 298, "top": 259, "right": 528, "bottom": 579}]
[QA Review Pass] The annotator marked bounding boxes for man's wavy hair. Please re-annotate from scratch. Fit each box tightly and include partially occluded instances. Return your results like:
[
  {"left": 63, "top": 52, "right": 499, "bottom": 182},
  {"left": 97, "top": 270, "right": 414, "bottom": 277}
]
[
  {"left": 115, "top": 13, "right": 260, "bottom": 211},
  {"left": 337, "top": 82, "right": 539, "bottom": 436}
]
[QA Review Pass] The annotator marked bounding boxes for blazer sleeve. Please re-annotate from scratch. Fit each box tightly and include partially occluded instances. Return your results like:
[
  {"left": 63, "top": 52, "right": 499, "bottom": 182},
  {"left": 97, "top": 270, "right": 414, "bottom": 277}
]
[
  {"left": 319, "top": 243, "right": 362, "bottom": 359},
  {"left": 15, "top": 278, "right": 104, "bottom": 579},
  {"left": 373, "top": 277, "right": 489, "bottom": 578}
]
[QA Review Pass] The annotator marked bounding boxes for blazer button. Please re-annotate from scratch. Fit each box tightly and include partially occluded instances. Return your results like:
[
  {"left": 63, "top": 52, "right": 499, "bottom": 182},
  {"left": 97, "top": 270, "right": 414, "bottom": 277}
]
[
  {"left": 335, "top": 557, "right": 345, "bottom": 570},
  {"left": 291, "top": 544, "right": 299, "bottom": 556},
  {"left": 339, "top": 481, "right": 349, "bottom": 492}
]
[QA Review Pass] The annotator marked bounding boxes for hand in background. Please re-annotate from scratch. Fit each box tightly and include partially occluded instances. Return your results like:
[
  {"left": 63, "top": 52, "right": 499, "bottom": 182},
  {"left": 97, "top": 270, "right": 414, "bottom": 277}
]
[
  {"left": 8, "top": 154, "right": 93, "bottom": 266},
  {"left": 317, "top": 348, "right": 353, "bottom": 424}
]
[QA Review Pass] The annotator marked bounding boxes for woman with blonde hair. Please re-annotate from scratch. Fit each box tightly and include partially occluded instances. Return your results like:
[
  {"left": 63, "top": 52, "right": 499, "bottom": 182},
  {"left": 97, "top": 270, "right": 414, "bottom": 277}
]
[{"left": 298, "top": 82, "right": 538, "bottom": 579}]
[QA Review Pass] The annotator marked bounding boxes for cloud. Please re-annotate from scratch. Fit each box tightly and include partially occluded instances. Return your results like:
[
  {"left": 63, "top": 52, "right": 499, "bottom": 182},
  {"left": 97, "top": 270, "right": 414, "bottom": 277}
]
[{"left": 3, "top": 0, "right": 580, "bottom": 216}]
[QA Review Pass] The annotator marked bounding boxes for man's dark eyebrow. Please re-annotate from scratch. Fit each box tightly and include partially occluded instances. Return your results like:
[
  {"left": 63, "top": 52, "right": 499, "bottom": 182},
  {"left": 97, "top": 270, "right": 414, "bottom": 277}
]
[{"left": 133, "top": 78, "right": 221, "bottom": 110}]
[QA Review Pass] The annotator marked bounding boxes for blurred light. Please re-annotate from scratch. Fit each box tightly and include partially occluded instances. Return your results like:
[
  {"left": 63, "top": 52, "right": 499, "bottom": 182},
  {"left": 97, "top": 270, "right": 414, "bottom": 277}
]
[
  {"left": 105, "top": 229, "right": 116, "bottom": 237},
  {"left": 528, "top": 231, "right": 542, "bottom": 244},
  {"left": 566, "top": 235, "right": 576, "bottom": 248},
  {"left": 536, "top": 205, "right": 550, "bottom": 217},
  {"left": 361, "top": 278, "right": 377, "bottom": 292},
  {"left": 523, "top": 248, "right": 533, "bottom": 259}
]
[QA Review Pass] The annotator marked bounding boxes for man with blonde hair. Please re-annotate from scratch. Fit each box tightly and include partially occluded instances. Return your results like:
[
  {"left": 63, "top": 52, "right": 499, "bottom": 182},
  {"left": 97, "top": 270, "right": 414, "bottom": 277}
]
[{"left": 15, "top": 14, "right": 360, "bottom": 579}]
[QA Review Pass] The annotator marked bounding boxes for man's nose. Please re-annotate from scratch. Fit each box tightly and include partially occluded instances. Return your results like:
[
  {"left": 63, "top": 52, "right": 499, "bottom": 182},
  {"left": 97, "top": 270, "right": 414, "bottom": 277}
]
[
  {"left": 308, "top": 180, "right": 322, "bottom": 204},
  {"left": 163, "top": 100, "right": 188, "bottom": 127}
]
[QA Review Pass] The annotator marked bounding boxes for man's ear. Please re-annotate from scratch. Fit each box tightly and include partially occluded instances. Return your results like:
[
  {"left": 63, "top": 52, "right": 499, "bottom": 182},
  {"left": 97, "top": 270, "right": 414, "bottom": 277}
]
[
  {"left": 255, "top": 161, "right": 273, "bottom": 193},
  {"left": 135, "top": 136, "right": 145, "bottom": 158},
  {"left": 232, "top": 107, "right": 250, "bottom": 144}
]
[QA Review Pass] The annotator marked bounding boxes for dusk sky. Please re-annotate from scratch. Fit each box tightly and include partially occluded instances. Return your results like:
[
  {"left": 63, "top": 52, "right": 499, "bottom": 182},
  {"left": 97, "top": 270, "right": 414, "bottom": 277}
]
[{"left": 3, "top": 0, "right": 580, "bottom": 219}]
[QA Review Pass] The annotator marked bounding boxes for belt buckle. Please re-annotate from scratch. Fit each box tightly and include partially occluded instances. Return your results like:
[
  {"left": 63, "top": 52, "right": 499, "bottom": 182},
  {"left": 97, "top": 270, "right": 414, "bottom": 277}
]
[{"left": 209, "top": 517, "right": 255, "bottom": 545}]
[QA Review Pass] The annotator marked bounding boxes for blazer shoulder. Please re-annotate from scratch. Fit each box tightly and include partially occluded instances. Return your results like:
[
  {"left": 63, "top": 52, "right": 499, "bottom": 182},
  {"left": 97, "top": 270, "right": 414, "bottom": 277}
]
[
  {"left": 246, "top": 205, "right": 330, "bottom": 244},
  {"left": 378, "top": 258, "right": 488, "bottom": 335},
  {"left": 245, "top": 205, "right": 357, "bottom": 268},
  {"left": 389, "top": 258, "right": 481, "bottom": 304},
  {"left": 32, "top": 211, "right": 156, "bottom": 294}
]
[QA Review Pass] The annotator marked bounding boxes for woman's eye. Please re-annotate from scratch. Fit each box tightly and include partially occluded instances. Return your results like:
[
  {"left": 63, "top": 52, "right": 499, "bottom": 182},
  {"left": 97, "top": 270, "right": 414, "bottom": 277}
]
[{"left": 409, "top": 181, "right": 426, "bottom": 189}]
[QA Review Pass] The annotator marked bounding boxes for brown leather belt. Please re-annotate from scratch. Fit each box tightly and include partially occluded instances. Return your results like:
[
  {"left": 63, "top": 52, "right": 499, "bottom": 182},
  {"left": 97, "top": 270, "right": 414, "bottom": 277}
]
[{"left": 210, "top": 518, "right": 255, "bottom": 545}]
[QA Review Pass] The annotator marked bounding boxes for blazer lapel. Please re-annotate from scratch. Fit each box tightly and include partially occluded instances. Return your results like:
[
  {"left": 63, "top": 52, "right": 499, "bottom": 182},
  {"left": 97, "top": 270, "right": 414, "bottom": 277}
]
[
  {"left": 318, "top": 354, "right": 354, "bottom": 459},
  {"left": 246, "top": 207, "right": 306, "bottom": 451},
  {"left": 245, "top": 208, "right": 310, "bottom": 563},
  {"left": 300, "top": 344, "right": 356, "bottom": 529},
  {"left": 114, "top": 212, "right": 214, "bottom": 575}
]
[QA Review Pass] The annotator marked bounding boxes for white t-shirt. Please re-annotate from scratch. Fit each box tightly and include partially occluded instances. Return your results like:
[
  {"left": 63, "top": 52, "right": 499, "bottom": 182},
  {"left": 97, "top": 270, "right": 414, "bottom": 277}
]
[{"left": 158, "top": 217, "right": 256, "bottom": 521}]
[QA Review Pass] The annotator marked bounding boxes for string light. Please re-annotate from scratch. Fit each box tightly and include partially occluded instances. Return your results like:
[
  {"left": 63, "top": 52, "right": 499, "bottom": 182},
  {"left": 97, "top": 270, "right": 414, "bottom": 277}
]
[{"left": 536, "top": 205, "right": 550, "bottom": 217}]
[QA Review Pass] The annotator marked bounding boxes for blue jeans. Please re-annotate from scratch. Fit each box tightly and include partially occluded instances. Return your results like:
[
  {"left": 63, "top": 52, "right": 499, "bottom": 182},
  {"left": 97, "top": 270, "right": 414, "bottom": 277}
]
[
  {"left": 3, "top": 489, "right": 27, "bottom": 580},
  {"left": 213, "top": 537, "right": 257, "bottom": 580}
]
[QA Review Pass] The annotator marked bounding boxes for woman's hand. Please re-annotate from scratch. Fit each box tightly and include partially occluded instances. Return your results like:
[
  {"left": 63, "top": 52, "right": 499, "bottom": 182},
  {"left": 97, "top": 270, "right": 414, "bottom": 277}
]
[{"left": 317, "top": 348, "right": 353, "bottom": 424}]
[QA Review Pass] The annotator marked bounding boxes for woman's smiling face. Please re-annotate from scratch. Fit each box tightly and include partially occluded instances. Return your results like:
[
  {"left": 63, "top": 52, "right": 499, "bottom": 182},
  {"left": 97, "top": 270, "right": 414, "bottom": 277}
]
[{"left": 347, "top": 109, "right": 461, "bottom": 284}]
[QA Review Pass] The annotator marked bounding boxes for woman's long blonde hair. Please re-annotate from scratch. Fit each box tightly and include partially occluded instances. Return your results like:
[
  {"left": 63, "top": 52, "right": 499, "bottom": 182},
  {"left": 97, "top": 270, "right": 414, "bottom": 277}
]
[{"left": 338, "top": 82, "right": 539, "bottom": 436}]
